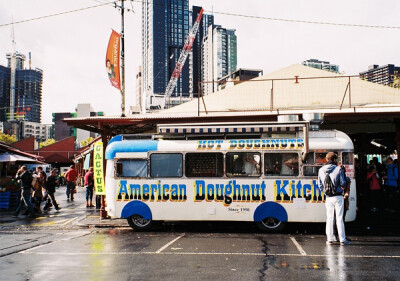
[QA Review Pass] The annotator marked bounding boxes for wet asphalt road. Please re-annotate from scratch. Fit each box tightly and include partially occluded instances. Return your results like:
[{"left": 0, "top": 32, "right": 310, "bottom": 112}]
[
  {"left": 1, "top": 228, "right": 400, "bottom": 281},
  {"left": 1, "top": 187, "right": 400, "bottom": 280}
]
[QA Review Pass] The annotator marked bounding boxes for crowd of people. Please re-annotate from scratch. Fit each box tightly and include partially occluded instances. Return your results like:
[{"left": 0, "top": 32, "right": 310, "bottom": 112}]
[
  {"left": 363, "top": 156, "right": 399, "bottom": 213},
  {"left": 13, "top": 165, "right": 96, "bottom": 219}
]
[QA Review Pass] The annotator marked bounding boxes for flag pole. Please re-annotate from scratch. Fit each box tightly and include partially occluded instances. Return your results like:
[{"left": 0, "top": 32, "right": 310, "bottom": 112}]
[{"left": 120, "top": 0, "right": 126, "bottom": 117}]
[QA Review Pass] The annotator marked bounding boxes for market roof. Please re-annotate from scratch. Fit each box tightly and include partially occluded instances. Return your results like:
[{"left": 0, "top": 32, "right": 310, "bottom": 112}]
[
  {"left": 0, "top": 152, "right": 43, "bottom": 163},
  {"left": 0, "top": 142, "right": 45, "bottom": 163},
  {"left": 63, "top": 64, "right": 400, "bottom": 136},
  {"left": 164, "top": 64, "right": 400, "bottom": 114}
]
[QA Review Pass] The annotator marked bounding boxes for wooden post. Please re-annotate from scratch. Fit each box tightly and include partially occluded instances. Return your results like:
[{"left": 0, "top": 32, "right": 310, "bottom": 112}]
[{"left": 99, "top": 131, "right": 109, "bottom": 219}]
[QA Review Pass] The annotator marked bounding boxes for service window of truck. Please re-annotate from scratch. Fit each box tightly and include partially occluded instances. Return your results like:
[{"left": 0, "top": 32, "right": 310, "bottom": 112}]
[
  {"left": 104, "top": 121, "right": 356, "bottom": 231},
  {"left": 264, "top": 153, "right": 299, "bottom": 176},
  {"left": 226, "top": 152, "right": 261, "bottom": 177},
  {"left": 186, "top": 153, "right": 224, "bottom": 177}
]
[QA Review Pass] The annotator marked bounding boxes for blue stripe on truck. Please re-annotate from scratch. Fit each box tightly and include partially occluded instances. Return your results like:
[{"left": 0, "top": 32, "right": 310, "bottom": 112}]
[{"left": 105, "top": 140, "right": 158, "bottom": 160}]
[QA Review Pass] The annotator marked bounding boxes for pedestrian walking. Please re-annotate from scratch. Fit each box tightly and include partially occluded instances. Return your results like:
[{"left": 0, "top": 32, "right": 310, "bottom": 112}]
[
  {"left": 318, "top": 152, "right": 349, "bottom": 245},
  {"left": 13, "top": 166, "right": 35, "bottom": 218},
  {"left": 383, "top": 157, "right": 399, "bottom": 213},
  {"left": 32, "top": 166, "right": 46, "bottom": 213},
  {"left": 84, "top": 167, "right": 95, "bottom": 207},
  {"left": 43, "top": 169, "right": 61, "bottom": 211},
  {"left": 58, "top": 172, "right": 65, "bottom": 186},
  {"left": 65, "top": 165, "right": 78, "bottom": 201}
]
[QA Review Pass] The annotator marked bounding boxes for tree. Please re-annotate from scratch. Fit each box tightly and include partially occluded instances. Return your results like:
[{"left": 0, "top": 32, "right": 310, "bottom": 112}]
[
  {"left": 0, "top": 133, "right": 17, "bottom": 144},
  {"left": 392, "top": 71, "right": 400, "bottom": 89},
  {"left": 80, "top": 137, "right": 94, "bottom": 147},
  {"left": 39, "top": 138, "right": 56, "bottom": 148}
]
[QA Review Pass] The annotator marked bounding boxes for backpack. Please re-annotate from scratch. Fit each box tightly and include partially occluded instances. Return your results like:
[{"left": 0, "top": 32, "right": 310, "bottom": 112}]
[
  {"left": 323, "top": 171, "right": 336, "bottom": 196},
  {"left": 31, "top": 174, "right": 39, "bottom": 190}
]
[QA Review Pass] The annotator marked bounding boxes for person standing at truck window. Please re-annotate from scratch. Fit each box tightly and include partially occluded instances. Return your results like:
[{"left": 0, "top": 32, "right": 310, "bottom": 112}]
[{"left": 318, "top": 152, "right": 349, "bottom": 246}]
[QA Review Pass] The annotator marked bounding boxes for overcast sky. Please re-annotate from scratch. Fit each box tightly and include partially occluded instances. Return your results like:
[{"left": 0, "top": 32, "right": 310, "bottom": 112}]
[{"left": 0, "top": 0, "right": 399, "bottom": 124}]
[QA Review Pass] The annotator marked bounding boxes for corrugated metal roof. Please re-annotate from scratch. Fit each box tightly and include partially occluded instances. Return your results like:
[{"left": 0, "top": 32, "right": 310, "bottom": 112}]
[
  {"left": 64, "top": 104, "right": 400, "bottom": 123},
  {"left": 162, "top": 64, "right": 400, "bottom": 114},
  {"left": 0, "top": 141, "right": 45, "bottom": 162},
  {"left": 63, "top": 64, "right": 400, "bottom": 136}
]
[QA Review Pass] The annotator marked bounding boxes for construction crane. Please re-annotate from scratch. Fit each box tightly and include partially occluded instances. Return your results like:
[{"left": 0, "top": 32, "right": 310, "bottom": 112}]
[{"left": 164, "top": 8, "right": 204, "bottom": 108}]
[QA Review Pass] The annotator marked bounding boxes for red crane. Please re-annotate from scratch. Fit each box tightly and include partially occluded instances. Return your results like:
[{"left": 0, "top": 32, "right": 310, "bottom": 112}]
[{"left": 164, "top": 8, "right": 204, "bottom": 107}]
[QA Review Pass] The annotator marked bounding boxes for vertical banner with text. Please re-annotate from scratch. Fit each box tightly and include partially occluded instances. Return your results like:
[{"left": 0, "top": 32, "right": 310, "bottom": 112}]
[
  {"left": 93, "top": 142, "right": 106, "bottom": 195},
  {"left": 105, "top": 29, "right": 121, "bottom": 90}
]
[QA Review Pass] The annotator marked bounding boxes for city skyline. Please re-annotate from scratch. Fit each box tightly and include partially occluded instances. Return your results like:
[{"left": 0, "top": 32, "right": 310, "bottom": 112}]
[{"left": 0, "top": 0, "right": 399, "bottom": 124}]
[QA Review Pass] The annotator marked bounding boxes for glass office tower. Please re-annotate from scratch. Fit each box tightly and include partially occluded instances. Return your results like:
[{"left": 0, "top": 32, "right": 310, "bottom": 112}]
[
  {"left": 202, "top": 25, "right": 238, "bottom": 95},
  {"left": 191, "top": 6, "right": 214, "bottom": 97},
  {"left": 142, "top": 0, "right": 190, "bottom": 103}
]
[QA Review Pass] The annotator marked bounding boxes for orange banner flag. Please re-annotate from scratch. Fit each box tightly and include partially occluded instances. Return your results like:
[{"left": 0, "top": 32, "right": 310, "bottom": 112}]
[{"left": 105, "top": 30, "right": 121, "bottom": 90}]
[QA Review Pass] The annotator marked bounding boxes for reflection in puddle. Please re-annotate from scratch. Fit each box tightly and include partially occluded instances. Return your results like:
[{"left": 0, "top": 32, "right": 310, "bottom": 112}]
[{"left": 325, "top": 245, "right": 346, "bottom": 280}]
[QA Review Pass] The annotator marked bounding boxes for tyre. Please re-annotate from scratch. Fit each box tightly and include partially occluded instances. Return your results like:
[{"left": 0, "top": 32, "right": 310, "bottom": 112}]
[
  {"left": 127, "top": 214, "right": 153, "bottom": 231},
  {"left": 256, "top": 217, "right": 286, "bottom": 232}
]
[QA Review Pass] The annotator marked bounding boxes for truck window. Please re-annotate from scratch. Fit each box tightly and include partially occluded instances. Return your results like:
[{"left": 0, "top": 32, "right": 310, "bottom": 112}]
[
  {"left": 264, "top": 153, "right": 299, "bottom": 176},
  {"left": 342, "top": 152, "right": 354, "bottom": 164},
  {"left": 185, "top": 153, "right": 223, "bottom": 177},
  {"left": 150, "top": 153, "right": 182, "bottom": 178},
  {"left": 116, "top": 159, "right": 147, "bottom": 177},
  {"left": 226, "top": 152, "right": 261, "bottom": 177}
]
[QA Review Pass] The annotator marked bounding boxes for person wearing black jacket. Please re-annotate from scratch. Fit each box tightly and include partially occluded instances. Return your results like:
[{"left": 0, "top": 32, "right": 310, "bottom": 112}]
[
  {"left": 13, "top": 166, "right": 35, "bottom": 218},
  {"left": 43, "top": 169, "right": 61, "bottom": 211}
]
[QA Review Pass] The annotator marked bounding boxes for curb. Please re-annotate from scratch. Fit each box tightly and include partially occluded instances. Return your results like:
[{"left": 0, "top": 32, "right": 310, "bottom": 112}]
[{"left": 73, "top": 215, "right": 129, "bottom": 229}]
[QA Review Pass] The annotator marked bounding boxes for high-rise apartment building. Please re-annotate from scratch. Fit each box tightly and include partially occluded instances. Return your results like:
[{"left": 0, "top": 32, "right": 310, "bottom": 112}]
[
  {"left": 20, "top": 121, "right": 52, "bottom": 142},
  {"left": 142, "top": 0, "right": 190, "bottom": 109},
  {"left": 0, "top": 52, "right": 42, "bottom": 123},
  {"left": 202, "top": 25, "right": 237, "bottom": 95},
  {"left": 302, "top": 59, "right": 339, "bottom": 73},
  {"left": 191, "top": 6, "right": 214, "bottom": 97},
  {"left": 360, "top": 64, "right": 400, "bottom": 86}
]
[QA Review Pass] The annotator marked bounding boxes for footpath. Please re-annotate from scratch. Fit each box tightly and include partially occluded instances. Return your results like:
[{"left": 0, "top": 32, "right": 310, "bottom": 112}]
[{"left": 0, "top": 185, "right": 129, "bottom": 228}]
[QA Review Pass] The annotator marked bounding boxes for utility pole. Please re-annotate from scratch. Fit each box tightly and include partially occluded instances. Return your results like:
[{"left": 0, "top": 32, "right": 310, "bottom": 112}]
[{"left": 120, "top": 0, "right": 126, "bottom": 117}]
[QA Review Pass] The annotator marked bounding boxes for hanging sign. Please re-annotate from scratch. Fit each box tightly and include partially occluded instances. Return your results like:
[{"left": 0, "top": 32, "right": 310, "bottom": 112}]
[
  {"left": 93, "top": 142, "right": 106, "bottom": 195},
  {"left": 105, "top": 29, "right": 121, "bottom": 90}
]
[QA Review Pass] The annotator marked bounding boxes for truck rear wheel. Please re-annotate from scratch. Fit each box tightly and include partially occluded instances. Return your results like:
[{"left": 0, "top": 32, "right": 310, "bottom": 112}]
[
  {"left": 127, "top": 214, "right": 153, "bottom": 231},
  {"left": 256, "top": 217, "right": 286, "bottom": 232}
]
